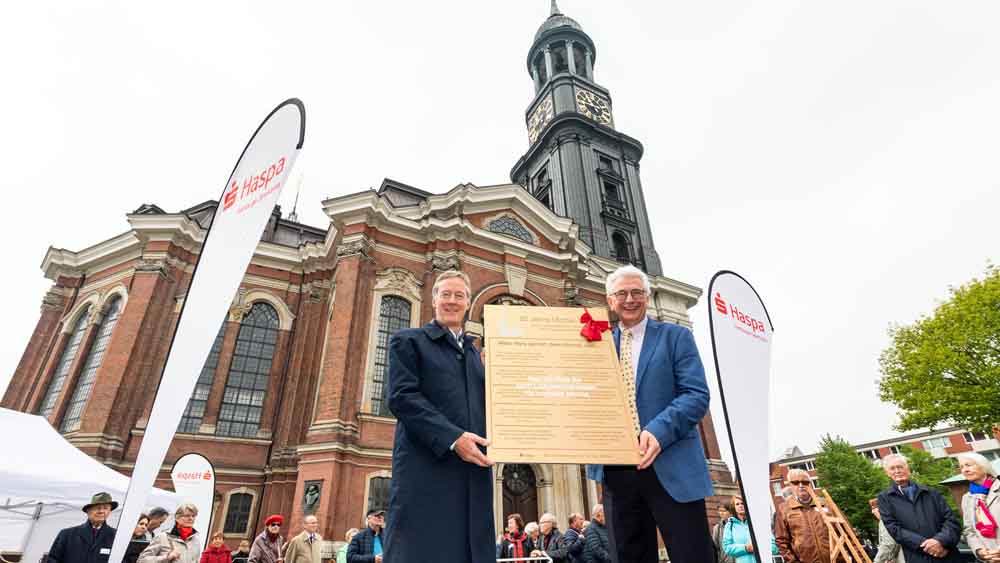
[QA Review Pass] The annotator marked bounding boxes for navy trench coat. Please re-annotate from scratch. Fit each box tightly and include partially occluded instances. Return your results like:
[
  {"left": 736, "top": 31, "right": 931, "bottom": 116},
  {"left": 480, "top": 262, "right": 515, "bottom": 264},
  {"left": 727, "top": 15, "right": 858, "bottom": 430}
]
[{"left": 383, "top": 321, "right": 495, "bottom": 563}]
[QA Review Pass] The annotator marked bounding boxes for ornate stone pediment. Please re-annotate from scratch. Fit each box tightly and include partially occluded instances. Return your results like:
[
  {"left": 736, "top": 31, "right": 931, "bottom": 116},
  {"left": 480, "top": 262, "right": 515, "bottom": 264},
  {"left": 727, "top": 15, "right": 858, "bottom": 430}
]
[
  {"left": 485, "top": 213, "right": 538, "bottom": 245},
  {"left": 374, "top": 267, "right": 422, "bottom": 303}
]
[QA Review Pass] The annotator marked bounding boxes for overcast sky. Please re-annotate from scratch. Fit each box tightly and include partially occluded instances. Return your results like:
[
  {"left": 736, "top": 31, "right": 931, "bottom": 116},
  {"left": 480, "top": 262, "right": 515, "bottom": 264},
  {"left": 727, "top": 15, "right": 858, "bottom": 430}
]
[{"left": 2, "top": 2, "right": 998, "bottom": 465}]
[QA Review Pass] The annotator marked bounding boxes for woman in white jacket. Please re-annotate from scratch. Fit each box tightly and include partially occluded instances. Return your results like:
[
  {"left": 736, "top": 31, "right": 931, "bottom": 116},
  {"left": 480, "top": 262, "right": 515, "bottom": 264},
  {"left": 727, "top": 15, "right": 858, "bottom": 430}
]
[
  {"left": 138, "top": 503, "right": 203, "bottom": 563},
  {"left": 958, "top": 452, "right": 1000, "bottom": 562}
]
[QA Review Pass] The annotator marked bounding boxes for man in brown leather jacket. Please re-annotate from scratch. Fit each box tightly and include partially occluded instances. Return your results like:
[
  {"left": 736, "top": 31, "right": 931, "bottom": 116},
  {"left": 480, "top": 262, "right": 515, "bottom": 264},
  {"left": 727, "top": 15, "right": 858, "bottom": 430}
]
[{"left": 774, "top": 469, "right": 832, "bottom": 563}]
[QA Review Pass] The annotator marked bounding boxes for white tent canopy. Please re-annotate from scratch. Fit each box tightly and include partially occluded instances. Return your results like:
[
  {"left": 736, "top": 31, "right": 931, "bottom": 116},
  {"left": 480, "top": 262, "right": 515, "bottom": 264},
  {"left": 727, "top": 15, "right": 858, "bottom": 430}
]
[{"left": 0, "top": 408, "right": 181, "bottom": 562}]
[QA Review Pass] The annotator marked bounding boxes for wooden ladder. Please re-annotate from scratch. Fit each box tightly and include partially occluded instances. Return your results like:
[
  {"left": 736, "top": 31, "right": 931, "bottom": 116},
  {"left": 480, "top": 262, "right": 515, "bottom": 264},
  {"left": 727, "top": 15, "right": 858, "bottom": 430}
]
[{"left": 814, "top": 488, "right": 872, "bottom": 563}]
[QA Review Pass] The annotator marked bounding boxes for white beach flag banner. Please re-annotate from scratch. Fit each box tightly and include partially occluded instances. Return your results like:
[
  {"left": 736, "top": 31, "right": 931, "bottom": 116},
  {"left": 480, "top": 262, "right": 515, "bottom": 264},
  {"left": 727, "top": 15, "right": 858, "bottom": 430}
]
[
  {"left": 110, "top": 99, "right": 305, "bottom": 563},
  {"left": 708, "top": 271, "right": 774, "bottom": 563},
  {"left": 170, "top": 453, "right": 216, "bottom": 551}
]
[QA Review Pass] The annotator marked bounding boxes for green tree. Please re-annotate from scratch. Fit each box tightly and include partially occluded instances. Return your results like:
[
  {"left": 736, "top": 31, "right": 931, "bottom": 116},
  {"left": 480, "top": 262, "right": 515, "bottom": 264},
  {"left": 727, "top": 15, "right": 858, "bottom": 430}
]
[
  {"left": 814, "top": 435, "right": 889, "bottom": 542},
  {"left": 879, "top": 264, "right": 1000, "bottom": 433},
  {"left": 897, "top": 445, "right": 959, "bottom": 511}
]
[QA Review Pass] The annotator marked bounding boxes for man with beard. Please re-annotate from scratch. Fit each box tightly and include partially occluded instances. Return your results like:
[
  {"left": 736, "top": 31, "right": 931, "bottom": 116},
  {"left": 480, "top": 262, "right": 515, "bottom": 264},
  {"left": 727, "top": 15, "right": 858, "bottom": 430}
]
[{"left": 382, "top": 270, "right": 494, "bottom": 563}]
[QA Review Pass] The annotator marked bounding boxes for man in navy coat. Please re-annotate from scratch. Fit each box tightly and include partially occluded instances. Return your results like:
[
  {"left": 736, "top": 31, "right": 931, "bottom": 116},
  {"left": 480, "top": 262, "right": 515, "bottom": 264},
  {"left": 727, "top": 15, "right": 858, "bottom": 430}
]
[
  {"left": 383, "top": 270, "right": 495, "bottom": 563},
  {"left": 47, "top": 492, "right": 118, "bottom": 563},
  {"left": 587, "top": 265, "right": 715, "bottom": 563}
]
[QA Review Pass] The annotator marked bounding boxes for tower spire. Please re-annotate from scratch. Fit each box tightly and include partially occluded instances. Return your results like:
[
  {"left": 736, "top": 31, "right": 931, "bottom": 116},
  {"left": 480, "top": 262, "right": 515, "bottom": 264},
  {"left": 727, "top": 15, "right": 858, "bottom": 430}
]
[{"left": 550, "top": 0, "right": 562, "bottom": 17}]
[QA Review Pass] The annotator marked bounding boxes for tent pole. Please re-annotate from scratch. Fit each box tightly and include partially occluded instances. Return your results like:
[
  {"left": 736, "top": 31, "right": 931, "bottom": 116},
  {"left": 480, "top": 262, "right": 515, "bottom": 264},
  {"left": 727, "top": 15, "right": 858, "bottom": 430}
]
[{"left": 19, "top": 503, "right": 43, "bottom": 557}]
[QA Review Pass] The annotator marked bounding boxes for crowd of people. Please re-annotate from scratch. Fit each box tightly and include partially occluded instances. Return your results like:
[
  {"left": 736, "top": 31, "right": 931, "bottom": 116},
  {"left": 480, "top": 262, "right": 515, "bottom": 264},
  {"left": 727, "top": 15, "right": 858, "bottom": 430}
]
[
  {"left": 495, "top": 506, "right": 608, "bottom": 562},
  {"left": 749, "top": 450, "right": 1000, "bottom": 563}
]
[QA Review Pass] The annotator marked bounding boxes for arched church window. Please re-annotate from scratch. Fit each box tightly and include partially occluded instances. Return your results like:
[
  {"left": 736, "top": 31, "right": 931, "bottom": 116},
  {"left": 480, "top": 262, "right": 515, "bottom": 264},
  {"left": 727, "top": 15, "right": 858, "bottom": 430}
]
[
  {"left": 178, "top": 322, "right": 226, "bottom": 434},
  {"left": 223, "top": 492, "right": 254, "bottom": 535},
  {"left": 371, "top": 295, "right": 411, "bottom": 417},
  {"left": 37, "top": 306, "right": 91, "bottom": 419},
  {"left": 217, "top": 302, "right": 279, "bottom": 438},
  {"left": 612, "top": 232, "right": 632, "bottom": 264},
  {"left": 60, "top": 296, "right": 123, "bottom": 431},
  {"left": 551, "top": 43, "right": 569, "bottom": 75}
]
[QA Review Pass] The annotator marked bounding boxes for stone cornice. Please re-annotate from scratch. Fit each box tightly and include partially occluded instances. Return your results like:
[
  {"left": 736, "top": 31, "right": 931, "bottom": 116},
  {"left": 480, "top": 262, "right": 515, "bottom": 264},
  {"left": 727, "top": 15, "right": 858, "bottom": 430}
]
[{"left": 41, "top": 212, "right": 339, "bottom": 281}]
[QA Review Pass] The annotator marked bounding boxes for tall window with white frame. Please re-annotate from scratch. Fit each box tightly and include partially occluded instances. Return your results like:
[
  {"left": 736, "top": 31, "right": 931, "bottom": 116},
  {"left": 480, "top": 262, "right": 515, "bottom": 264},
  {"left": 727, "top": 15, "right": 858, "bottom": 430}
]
[
  {"left": 367, "top": 476, "right": 391, "bottom": 513},
  {"left": 60, "top": 297, "right": 123, "bottom": 431},
  {"left": 371, "top": 295, "right": 411, "bottom": 417},
  {"left": 37, "top": 306, "right": 91, "bottom": 420},
  {"left": 217, "top": 303, "right": 279, "bottom": 438},
  {"left": 223, "top": 492, "right": 253, "bottom": 535},
  {"left": 178, "top": 322, "right": 226, "bottom": 434}
]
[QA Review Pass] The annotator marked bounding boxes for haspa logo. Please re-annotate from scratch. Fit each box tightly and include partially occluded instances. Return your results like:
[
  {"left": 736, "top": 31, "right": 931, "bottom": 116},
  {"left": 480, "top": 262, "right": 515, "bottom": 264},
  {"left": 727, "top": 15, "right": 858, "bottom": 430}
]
[
  {"left": 223, "top": 156, "right": 287, "bottom": 212},
  {"left": 175, "top": 471, "right": 209, "bottom": 481},
  {"left": 716, "top": 292, "right": 767, "bottom": 336},
  {"left": 713, "top": 292, "right": 728, "bottom": 315},
  {"left": 203, "top": 471, "right": 212, "bottom": 481}
]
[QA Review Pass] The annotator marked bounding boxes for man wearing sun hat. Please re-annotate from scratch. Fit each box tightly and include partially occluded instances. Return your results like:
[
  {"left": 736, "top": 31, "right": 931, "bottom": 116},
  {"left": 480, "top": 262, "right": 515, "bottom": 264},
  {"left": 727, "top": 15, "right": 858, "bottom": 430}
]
[{"left": 46, "top": 492, "right": 119, "bottom": 563}]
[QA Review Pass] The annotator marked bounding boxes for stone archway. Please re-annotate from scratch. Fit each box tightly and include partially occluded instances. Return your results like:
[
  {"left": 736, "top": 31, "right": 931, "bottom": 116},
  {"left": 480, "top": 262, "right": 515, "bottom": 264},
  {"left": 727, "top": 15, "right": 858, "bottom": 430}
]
[{"left": 501, "top": 463, "right": 538, "bottom": 526}]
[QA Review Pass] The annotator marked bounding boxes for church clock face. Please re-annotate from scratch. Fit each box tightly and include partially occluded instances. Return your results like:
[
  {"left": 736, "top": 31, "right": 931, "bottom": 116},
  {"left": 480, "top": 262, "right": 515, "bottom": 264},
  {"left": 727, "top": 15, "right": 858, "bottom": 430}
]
[
  {"left": 526, "top": 96, "right": 554, "bottom": 144},
  {"left": 575, "top": 89, "right": 613, "bottom": 126}
]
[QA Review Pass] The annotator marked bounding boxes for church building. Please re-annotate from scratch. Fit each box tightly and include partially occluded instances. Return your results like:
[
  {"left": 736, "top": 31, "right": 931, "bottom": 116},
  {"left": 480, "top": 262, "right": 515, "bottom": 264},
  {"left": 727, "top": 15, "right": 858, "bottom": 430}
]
[{"left": 2, "top": 2, "right": 736, "bottom": 552}]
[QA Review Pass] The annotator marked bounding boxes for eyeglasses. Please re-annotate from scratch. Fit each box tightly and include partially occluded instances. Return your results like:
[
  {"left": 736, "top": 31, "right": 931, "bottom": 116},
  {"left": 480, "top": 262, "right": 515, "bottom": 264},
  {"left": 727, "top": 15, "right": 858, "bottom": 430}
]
[
  {"left": 267, "top": 523, "right": 281, "bottom": 528},
  {"left": 610, "top": 289, "right": 647, "bottom": 301},
  {"left": 437, "top": 291, "right": 468, "bottom": 302},
  {"left": 177, "top": 514, "right": 196, "bottom": 519},
  {"left": 789, "top": 480, "right": 811, "bottom": 486}
]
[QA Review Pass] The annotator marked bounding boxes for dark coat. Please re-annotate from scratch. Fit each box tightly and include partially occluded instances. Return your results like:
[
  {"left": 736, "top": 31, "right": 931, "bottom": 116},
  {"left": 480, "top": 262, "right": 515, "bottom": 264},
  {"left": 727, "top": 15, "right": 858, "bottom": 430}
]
[
  {"left": 47, "top": 521, "right": 117, "bottom": 563},
  {"left": 383, "top": 322, "right": 494, "bottom": 563},
  {"left": 560, "top": 528, "right": 586, "bottom": 563},
  {"left": 499, "top": 533, "right": 534, "bottom": 560},
  {"left": 877, "top": 482, "right": 963, "bottom": 563},
  {"left": 538, "top": 528, "right": 568, "bottom": 562},
  {"left": 583, "top": 522, "right": 612, "bottom": 563},
  {"left": 347, "top": 527, "right": 383, "bottom": 563}
]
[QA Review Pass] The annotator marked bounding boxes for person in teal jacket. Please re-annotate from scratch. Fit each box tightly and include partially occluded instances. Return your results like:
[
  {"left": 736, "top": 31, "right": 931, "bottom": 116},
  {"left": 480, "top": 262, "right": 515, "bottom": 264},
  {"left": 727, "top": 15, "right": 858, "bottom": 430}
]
[{"left": 722, "top": 496, "right": 779, "bottom": 563}]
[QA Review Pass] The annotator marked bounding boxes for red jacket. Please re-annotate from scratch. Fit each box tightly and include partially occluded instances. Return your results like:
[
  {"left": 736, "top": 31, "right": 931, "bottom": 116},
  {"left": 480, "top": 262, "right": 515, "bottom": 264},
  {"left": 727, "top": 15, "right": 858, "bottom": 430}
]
[{"left": 200, "top": 545, "right": 232, "bottom": 563}]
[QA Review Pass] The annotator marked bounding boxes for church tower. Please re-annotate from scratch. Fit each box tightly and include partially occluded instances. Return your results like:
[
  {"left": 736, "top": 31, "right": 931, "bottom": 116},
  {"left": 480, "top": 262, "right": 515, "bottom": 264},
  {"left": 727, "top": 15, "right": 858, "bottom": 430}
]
[{"left": 511, "top": 1, "right": 663, "bottom": 275}]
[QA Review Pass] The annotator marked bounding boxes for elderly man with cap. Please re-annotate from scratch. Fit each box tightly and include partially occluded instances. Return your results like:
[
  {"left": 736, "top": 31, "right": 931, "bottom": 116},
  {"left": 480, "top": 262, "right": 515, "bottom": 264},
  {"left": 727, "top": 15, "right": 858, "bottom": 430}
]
[
  {"left": 249, "top": 515, "right": 286, "bottom": 563},
  {"left": 47, "top": 492, "right": 118, "bottom": 563},
  {"left": 348, "top": 509, "right": 385, "bottom": 563}
]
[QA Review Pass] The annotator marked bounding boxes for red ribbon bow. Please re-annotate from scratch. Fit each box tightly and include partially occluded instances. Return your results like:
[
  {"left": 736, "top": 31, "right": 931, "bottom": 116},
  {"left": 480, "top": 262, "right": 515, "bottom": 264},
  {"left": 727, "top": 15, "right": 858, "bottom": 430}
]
[{"left": 580, "top": 308, "right": 610, "bottom": 342}]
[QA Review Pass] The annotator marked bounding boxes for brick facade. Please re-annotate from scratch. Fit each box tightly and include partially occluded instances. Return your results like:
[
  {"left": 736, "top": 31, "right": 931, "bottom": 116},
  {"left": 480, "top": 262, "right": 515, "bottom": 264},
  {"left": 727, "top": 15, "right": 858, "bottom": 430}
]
[{"left": 3, "top": 182, "right": 736, "bottom": 551}]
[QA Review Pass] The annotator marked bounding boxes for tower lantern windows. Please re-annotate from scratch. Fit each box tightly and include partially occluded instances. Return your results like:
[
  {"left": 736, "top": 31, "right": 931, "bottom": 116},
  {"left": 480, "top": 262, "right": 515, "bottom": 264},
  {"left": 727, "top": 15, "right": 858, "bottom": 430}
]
[
  {"left": 551, "top": 43, "right": 569, "bottom": 75},
  {"left": 535, "top": 53, "right": 548, "bottom": 85}
]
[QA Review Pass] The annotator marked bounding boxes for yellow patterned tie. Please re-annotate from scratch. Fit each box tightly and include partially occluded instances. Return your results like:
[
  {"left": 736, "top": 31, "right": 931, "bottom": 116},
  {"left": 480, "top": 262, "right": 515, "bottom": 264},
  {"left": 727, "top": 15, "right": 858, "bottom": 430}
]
[{"left": 620, "top": 328, "right": 641, "bottom": 438}]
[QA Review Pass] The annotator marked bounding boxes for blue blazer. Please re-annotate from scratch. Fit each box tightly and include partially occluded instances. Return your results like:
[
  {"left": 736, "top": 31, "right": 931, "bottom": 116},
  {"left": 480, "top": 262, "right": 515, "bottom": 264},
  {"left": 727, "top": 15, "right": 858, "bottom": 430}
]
[{"left": 586, "top": 317, "right": 714, "bottom": 503}]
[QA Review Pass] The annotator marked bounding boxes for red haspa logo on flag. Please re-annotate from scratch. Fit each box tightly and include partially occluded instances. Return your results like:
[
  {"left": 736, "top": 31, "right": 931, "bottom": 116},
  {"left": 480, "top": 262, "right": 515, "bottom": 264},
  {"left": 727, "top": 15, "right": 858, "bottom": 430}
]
[
  {"left": 221, "top": 156, "right": 287, "bottom": 214},
  {"left": 203, "top": 471, "right": 212, "bottom": 481},
  {"left": 223, "top": 181, "right": 239, "bottom": 210},
  {"left": 714, "top": 292, "right": 728, "bottom": 315}
]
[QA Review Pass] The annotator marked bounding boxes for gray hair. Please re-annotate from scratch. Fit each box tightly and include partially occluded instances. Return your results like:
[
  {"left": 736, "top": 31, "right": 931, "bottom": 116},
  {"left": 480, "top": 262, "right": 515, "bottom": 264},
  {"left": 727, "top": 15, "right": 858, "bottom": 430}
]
[
  {"left": 148, "top": 507, "right": 170, "bottom": 519},
  {"left": 525, "top": 522, "right": 539, "bottom": 535},
  {"left": 605, "top": 265, "right": 651, "bottom": 296},
  {"left": 431, "top": 270, "right": 471, "bottom": 298},
  {"left": 539, "top": 512, "right": 556, "bottom": 524},
  {"left": 591, "top": 504, "right": 604, "bottom": 518},
  {"left": 174, "top": 503, "right": 199, "bottom": 517},
  {"left": 882, "top": 454, "right": 910, "bottom": 469},
  {"left": 956, "top": 452, "right": 996, "bottom": 477}
]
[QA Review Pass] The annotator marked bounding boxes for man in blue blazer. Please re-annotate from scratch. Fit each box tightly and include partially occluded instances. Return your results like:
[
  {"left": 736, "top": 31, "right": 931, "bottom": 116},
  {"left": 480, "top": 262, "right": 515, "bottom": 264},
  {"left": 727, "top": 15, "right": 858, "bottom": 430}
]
[{"left": 587, "top": 265, "right": 715, "bottom": 563}]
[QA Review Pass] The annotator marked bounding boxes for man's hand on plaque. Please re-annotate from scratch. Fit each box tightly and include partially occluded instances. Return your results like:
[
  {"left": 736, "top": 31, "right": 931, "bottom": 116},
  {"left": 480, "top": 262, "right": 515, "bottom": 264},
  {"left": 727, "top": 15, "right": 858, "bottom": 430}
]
[
  {"left": 637, "top": 430, "right": 661, "bottom": 470},
  {"left": 455, "top": 432, "right": 495, "bottom": 467}
]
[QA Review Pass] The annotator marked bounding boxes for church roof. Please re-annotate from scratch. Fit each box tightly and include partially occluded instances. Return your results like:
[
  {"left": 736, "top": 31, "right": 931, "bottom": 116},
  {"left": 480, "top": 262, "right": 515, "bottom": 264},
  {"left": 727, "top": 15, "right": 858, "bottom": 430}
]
[{"left": 533, "top": 0, "right": 584, "bottom": 42}]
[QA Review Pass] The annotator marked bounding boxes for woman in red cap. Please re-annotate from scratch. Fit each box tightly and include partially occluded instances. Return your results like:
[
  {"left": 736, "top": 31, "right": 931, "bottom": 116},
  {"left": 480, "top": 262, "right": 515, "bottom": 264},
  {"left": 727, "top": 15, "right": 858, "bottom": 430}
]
[{"left": 248, "top": 515, "right": 285, "bottom": 563}]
